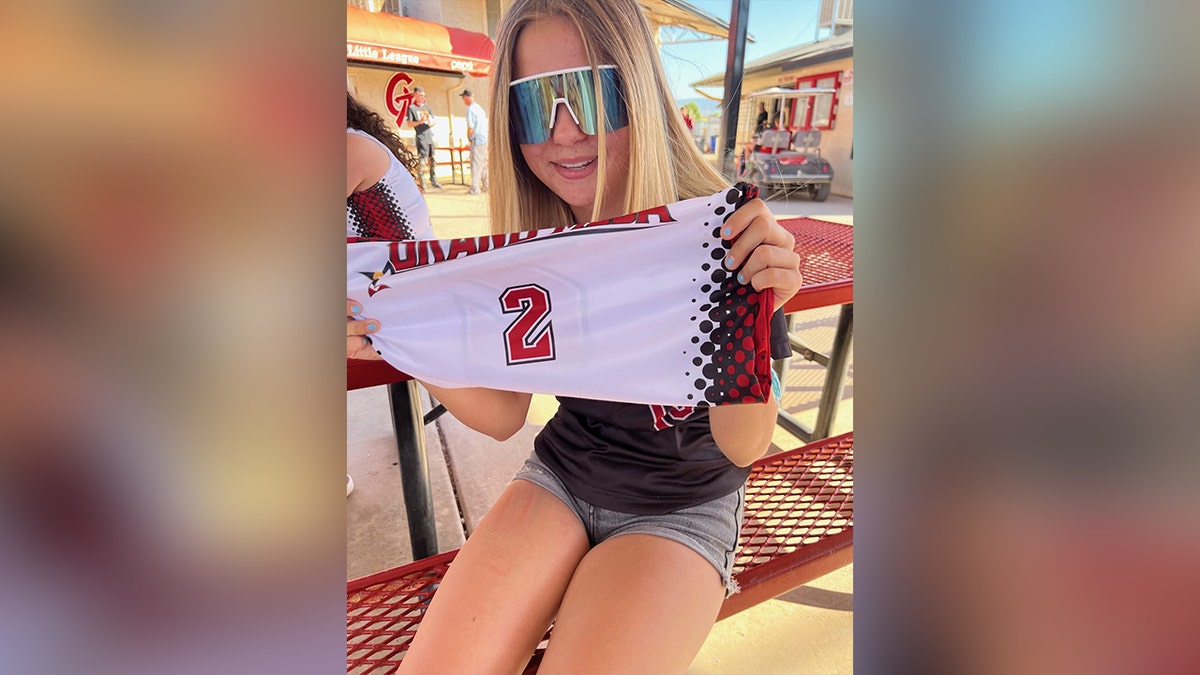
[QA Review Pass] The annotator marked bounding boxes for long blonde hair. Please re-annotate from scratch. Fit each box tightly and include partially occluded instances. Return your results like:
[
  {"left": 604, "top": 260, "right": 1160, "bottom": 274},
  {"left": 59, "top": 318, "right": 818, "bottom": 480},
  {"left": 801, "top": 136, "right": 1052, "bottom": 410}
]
[{"left": 488, "top": 0, "right": 727, "bottom": 234}]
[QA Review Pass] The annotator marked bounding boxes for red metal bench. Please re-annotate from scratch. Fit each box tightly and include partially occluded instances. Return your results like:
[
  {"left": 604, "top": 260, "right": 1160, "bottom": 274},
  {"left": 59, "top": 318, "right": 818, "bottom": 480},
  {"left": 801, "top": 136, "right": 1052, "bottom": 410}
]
[{"left": 346, "top": 431, "right": 854, "bottom": 673}]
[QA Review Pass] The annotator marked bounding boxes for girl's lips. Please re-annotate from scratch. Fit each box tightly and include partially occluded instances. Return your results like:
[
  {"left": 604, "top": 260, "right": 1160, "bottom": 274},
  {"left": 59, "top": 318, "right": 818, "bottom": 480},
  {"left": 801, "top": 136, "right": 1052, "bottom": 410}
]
[{"left": 551, "top": 157, "right": 597, "bottom": 179}]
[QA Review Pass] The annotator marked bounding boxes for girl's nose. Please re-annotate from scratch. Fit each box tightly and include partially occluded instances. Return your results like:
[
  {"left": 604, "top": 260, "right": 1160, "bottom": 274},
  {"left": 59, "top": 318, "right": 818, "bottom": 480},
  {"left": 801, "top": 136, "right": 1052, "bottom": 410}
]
[{"left": 550, "top": 102, "right": 587, "bottom": 144}]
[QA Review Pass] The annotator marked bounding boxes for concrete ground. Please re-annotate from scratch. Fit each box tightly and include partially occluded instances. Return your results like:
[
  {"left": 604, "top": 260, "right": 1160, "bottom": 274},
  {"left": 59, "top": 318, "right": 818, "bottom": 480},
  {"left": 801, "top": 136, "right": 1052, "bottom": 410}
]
[{"left": 347, "top": 175, "right": 854, "bottom": 673}]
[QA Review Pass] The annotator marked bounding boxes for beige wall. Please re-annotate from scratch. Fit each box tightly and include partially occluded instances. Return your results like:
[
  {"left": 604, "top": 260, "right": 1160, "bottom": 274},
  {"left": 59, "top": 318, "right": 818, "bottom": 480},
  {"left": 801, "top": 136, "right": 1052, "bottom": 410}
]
[
  {"left": 348, "top": 0, "right": 493, "bottom": 179},
  {"left": 401, "top": 0, "right": 490, "bottom": 34}
]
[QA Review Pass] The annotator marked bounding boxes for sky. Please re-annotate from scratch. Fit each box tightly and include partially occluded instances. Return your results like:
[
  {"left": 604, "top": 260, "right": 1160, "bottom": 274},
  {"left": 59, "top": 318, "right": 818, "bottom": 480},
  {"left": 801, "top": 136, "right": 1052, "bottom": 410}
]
[{"left": 658, "top": 0, "right": 827, "bottom": 105}]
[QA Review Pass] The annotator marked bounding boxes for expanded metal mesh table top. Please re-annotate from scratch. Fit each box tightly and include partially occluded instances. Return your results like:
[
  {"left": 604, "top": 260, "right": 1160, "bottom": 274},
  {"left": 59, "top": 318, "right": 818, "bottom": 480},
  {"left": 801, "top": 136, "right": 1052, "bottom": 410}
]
[
  {"left": 735, "top": 432, "right": 853, "bottom": 575},
  {"left": 347, "top": 550, "right": 454, "bottom": 674},
  {"left": 780, "top": 217, "right": 854, "bottom": 312},
  {"left": 347, "top": 433, "right": 854, "bottom": 673}
]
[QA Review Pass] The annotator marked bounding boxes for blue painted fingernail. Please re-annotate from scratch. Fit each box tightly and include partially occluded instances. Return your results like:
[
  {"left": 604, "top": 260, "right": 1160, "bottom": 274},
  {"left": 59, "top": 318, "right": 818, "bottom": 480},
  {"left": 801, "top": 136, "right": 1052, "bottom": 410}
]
[
  {"left": 737, "top": 273, "right": 746, "bottom": 283},
  {"left": 725, "top": 255, "right": 735, "bottom": 267},
  {"left": 351, "top": 304, "right": 362, "bottom": 314},
  {"left": 366, "top": 322, "right": 378, "bottom": 332},
  {"left": 722, "top": 227, "right": 731, "bottom": 237}
]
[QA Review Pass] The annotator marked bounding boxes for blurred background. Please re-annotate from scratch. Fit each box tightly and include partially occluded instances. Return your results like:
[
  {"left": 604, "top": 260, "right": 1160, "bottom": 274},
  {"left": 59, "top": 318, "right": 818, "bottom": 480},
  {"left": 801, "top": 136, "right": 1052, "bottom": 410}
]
[
  {"left": 1, "top": 0, "right": 1198, "bottom": 673},
  {"left": 0, "top": 2, "right": 348, "bottom": 672},
  {"left": 857, "top": 0, "right": 1200, "bottom": 672}
]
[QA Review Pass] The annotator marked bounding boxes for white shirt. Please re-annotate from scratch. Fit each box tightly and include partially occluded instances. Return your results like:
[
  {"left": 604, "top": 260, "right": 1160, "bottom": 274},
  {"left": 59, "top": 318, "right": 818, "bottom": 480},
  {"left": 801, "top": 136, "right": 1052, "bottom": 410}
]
[
  {"left": 464, "top": 101, "right": 488, "bottom": 145},
  {"left": 346, "top": 128, "right": 433, "bottom": 240}
]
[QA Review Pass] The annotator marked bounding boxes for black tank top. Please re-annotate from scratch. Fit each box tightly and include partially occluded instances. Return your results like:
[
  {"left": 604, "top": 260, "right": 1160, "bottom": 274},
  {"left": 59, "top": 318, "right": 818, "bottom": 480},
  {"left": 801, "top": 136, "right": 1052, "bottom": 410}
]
[{"left": 533, "top": 311, "right": 790, "bottom": 514}]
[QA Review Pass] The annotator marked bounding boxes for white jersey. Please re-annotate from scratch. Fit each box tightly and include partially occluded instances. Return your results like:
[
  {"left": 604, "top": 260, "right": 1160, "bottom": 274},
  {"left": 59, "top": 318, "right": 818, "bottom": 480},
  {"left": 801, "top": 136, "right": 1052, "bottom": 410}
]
[
  {"left": 346, "top": 186, "right": 774, "bottom": 406},
  {"left": 346, "top": 128, "right": 433, "bottom": 240}
]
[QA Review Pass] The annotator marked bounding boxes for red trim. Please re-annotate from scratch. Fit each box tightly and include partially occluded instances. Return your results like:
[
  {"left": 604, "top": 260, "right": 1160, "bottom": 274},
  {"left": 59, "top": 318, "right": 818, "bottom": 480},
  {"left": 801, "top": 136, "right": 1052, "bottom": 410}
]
[
  {"left": 347, "top": 358, "right": 412, "bottom": 391},
  {"left": 346, "top": 6, "right": 493, "bottom": 77},
  {"left": 783, "top": 280, "right": 853, "bottom": 313},
  {"left": 827, "top": 71, "right": 841, "bottom": 129},
  {"left": 347, "top": 549, "right": 459, "bottom": 593},
  {"left": 718, "top": 528, "right": 853, "bottom": 620},
  {"left": 751, "top": 291, "right": 774, "bottom": 402},
  {"left": 792, "top": 70, "right": 842, "bottom": 131}
]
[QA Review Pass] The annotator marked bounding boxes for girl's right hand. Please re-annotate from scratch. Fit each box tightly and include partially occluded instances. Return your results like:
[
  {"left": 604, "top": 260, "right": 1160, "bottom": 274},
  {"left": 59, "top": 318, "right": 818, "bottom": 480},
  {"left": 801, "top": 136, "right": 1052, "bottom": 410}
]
[{"left": 347, "top": 298, "right": 382, "bottom": 361}]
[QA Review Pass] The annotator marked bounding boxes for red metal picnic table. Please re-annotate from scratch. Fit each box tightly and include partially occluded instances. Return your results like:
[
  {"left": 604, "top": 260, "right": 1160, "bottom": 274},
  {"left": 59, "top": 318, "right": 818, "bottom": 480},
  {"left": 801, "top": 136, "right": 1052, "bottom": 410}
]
[{"left": 777, "top": 217, "right": 854, "bottom": 441}]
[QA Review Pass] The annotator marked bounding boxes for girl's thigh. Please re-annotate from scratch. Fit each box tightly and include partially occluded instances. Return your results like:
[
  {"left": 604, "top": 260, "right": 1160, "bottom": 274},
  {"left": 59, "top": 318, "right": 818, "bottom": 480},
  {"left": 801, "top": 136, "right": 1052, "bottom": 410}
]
[
  {"left": 538, "top": 533, "right": 726, "bottom": 675},
  {"left": 397, "top": 480, "right": 590, "bottom": 674}
]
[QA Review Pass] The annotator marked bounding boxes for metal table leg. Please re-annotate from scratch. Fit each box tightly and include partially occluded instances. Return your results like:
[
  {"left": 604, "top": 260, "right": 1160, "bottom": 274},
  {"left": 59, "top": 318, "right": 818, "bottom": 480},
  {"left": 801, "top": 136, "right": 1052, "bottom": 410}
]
[
  {"left": 813, "top": 303, "right": 854, "bottom": 440},
  {"left": 386, "top": 379, "right": 438, "bottom": 560},
  {"left": 775, "top": 304, "right": 854, "bottom": 442}
]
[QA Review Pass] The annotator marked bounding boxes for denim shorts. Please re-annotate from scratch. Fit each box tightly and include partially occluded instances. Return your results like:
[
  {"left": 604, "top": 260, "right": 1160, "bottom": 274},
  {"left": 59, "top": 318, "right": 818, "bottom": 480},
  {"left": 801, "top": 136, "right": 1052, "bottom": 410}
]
[{"left": 513, "top": 451, "right": 745, "bottom": 595}]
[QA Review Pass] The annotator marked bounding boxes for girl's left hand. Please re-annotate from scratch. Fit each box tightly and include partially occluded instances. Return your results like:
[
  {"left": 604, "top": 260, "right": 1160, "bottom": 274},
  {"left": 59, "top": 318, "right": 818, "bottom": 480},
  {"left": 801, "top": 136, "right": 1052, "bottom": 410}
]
[
  {"left": 719, "top": 198, "right": 803, "bottom": 310},
  {"left": 347, "top": 298, "right": 382, "bottom": 361}
]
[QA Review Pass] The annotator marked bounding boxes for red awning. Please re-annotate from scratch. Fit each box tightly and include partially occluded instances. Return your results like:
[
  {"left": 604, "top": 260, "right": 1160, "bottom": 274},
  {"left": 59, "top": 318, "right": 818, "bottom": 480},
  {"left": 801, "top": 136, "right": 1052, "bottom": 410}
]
[{"left": 346, "top": 7, "right": 493, "bottom": 78}]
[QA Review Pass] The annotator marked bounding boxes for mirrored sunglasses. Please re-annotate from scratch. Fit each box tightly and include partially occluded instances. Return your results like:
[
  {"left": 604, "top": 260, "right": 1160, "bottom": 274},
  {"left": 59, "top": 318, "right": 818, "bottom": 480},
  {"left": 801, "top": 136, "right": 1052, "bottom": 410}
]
[{"left": 509, "top": 65, "right": 628, "bottom": 145}]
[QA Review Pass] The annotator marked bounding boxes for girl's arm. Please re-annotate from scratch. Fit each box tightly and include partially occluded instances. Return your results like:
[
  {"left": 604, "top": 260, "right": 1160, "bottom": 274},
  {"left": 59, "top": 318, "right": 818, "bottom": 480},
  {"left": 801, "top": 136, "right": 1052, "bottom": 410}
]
[
  {"left": 708, "top": 394, "right": 779, "bottom": 467},
  {"left": 347, "top": 131, "right": 388, "bottom": 196},
  {"left": 707, "top": 197, "right": 803, "bottom": 466},
  {"left": 419, "top": 383, "right": 532, "bottom": 442}
]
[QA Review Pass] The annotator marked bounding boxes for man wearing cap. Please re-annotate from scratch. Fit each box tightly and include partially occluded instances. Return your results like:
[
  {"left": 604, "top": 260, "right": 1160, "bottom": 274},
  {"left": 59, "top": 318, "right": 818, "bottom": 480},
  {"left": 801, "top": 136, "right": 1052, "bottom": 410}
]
[
  {"left": 405, "top": 86, "right": 442, "bottom": 190},
  {"left": 460, "top": 89, "right": 488, "bottom": 195}
]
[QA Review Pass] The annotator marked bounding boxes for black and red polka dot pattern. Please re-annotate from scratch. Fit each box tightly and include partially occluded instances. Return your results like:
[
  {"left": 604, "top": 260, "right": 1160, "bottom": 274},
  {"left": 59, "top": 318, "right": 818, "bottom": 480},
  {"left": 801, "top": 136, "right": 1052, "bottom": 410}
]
[
  {"left": 347, "top": 182, "right": 416, "bottom": 241},
  {"left": 683, "top": 183, "right": 774, "bottom": 406}
]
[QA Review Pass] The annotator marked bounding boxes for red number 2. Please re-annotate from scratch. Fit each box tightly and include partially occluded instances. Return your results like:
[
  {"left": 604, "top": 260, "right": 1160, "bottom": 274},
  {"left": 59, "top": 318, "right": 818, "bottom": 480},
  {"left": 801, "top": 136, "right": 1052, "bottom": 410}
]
[{"left": 499, "top": 284, "right": 556, "bottom": 365}]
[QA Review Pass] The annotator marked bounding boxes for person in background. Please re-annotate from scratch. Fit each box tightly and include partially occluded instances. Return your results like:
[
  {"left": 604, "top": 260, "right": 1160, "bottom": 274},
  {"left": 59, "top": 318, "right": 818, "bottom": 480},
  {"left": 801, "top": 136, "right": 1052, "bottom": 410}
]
[
  {"left": 405, "top": 86, "right": 442, "bottom": 190},
  {"left": 680, "top": 105, "right": 694, "bottom": 131},
  {"left": 740, "top": 102, "right": 772, "bottom": 172},
  {"left": 753, "top": 101, "right": 769, "bottom": 136},
  {"left": 460, "top": 89, "right": 489, "bottom": 195},
  {"left": 752, "top": 114, "right": 787, "bottom": 154},
  {"left": 386, "top": 0, "right": 802, "bottom": 672}
]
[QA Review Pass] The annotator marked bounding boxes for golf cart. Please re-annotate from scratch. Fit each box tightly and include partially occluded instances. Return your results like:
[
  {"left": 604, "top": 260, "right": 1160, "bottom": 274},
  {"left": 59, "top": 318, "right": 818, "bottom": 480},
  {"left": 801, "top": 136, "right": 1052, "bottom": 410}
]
[{"left": 737, "top": 87, "right": 835, "bottom": 201}]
